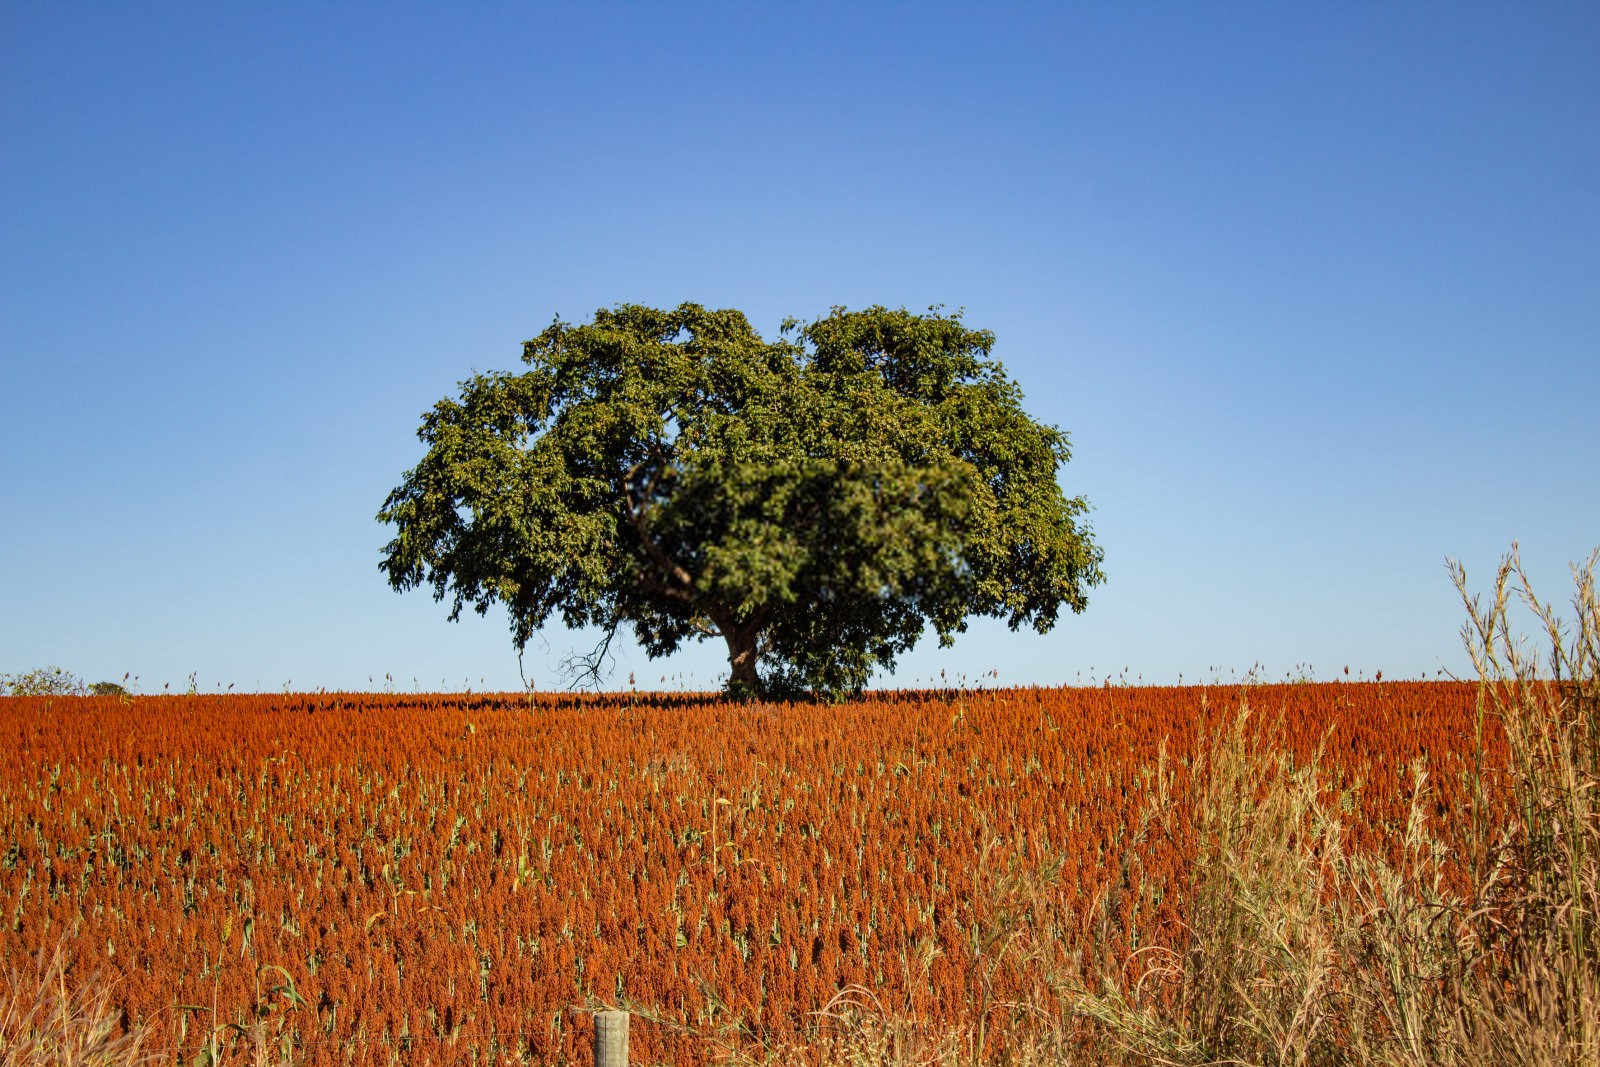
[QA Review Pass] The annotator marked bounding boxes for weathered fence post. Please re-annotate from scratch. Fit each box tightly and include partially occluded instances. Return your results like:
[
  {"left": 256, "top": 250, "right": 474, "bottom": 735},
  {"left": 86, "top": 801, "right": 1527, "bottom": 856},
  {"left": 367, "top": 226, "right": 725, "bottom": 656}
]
[{"left": 594, "top": 1009, "right": 628, "bottom": 1067}]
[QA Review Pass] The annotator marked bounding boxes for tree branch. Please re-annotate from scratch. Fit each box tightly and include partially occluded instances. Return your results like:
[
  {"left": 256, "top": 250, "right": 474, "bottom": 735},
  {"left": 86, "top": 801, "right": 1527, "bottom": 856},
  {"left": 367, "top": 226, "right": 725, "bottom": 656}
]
[
  {"left": 560, "top": 617, "right": 620, "bottom": 691},
  {"left": 622, "top": 451, "right": 696, "bottom": 593},
  {"left": 637, "top": 569, "right": 697, "bottom": 608}
]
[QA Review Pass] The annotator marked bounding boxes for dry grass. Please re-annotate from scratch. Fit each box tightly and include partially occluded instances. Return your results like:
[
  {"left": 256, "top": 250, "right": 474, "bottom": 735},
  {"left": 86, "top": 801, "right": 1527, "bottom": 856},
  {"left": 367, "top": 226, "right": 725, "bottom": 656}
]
[
  {"left": 0, "top": 943, "right": 153, "bottom": 1067},
  {"left": 1064, "top": 544, "right": 1600, "bottom": 1067},
  {"left": 0, "top": 946, "right": 308, "bottom": 1067}
]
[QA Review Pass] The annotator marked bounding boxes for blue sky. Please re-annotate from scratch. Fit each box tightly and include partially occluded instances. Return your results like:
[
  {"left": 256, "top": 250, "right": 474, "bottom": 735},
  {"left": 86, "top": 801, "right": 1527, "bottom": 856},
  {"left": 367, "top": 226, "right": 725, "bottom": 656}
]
[{"left": 4, "top": 2, "right": 1596, "bottom": 692}]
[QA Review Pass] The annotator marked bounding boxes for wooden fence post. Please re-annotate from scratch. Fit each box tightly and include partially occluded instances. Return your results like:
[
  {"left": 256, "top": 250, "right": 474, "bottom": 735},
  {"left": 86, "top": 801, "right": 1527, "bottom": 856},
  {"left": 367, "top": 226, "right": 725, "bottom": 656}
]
[{"left": 594, "top": 1009, "right": 628, "bottom": 1067}]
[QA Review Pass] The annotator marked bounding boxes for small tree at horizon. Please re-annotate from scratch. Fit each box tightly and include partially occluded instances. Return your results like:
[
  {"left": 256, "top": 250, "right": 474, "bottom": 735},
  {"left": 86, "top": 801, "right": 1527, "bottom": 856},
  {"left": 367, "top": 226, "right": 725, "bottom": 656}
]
[
  {"left": 1, "top": 666, "right": 86, "bottom": 696},
  {"left": 378, "top": 303, "right": 1104, "bottom": 699}
]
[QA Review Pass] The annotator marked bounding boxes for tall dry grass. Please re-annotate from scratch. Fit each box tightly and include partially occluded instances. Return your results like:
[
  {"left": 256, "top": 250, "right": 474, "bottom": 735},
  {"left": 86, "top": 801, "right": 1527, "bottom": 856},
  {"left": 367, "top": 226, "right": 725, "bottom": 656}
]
[
  {"left": 1066, "top": 544, "right": 1600, "bottom": 1066},
  {"left": 0, "top": 943, "right": 152, "bottom": 1067}
]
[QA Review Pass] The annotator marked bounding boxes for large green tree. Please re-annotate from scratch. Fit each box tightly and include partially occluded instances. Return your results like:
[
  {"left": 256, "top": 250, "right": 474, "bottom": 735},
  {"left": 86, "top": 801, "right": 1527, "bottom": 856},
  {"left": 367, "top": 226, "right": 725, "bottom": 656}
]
[{"left": 378, "top": 304, "right": 1103, "bottom": 698}]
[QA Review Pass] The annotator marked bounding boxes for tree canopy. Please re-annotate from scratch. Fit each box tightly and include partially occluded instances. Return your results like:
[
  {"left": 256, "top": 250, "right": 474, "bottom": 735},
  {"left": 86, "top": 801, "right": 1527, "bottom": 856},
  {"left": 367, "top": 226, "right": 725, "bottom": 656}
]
[{"left": 378, "top": 303, "right": 1104, "bottom": 698}]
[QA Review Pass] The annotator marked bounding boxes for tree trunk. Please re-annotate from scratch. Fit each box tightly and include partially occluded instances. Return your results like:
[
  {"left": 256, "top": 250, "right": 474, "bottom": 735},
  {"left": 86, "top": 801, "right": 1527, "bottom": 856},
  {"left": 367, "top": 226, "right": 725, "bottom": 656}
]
[{"left": 724, "top": 625, "right": 761, "bottom": 697}]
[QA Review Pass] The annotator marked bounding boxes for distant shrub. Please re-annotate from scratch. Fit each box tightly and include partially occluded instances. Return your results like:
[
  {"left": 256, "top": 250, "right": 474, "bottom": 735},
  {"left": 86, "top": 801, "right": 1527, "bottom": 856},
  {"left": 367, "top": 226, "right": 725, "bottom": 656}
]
[
  {"left": 0, "top": 666, "right": 86, "bottom": 696},
  {"left": 89, "top": 681, "right": 129, "bottom": 697}
]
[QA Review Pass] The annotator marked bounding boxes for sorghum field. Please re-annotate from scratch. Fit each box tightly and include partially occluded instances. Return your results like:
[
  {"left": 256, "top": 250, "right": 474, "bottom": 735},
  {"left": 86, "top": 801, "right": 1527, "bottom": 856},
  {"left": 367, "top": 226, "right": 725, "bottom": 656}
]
[{"left": 0, "top": 682, "right": 1503, "bottom": 1065}]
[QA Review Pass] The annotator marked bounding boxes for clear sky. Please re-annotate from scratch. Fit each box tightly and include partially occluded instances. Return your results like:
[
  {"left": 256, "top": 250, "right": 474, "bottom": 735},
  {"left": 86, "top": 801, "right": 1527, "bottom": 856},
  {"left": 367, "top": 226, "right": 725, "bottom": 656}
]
[{"left": 4, "top": 2, "right": 1596, "bottom": 693}]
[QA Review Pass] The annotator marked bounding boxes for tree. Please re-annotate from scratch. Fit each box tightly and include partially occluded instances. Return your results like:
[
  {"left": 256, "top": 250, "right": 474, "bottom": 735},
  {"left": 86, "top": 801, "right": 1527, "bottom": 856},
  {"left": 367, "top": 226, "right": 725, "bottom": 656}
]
[
  {"left": 1, "top": 666, "right": 86, "bottom": 696},
  {"left": 378, "top": 304, "right": 1104, "bottom": 699}
]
